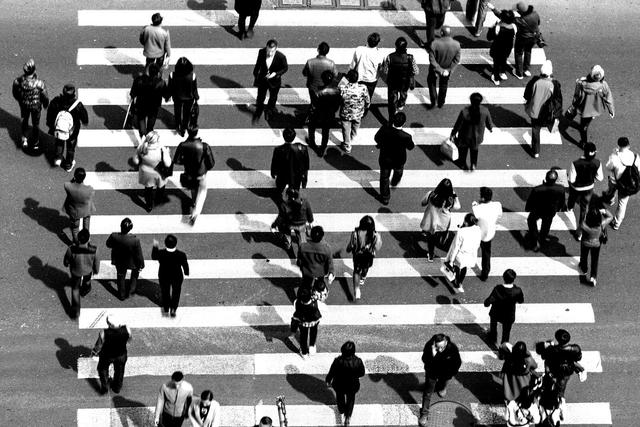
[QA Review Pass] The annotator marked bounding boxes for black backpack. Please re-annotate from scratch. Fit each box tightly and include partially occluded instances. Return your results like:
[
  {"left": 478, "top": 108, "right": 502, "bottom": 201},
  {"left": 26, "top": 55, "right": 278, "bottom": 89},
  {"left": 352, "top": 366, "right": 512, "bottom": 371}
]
[{"left": 617, "top": 154, "right": 640, "bottom": 197}]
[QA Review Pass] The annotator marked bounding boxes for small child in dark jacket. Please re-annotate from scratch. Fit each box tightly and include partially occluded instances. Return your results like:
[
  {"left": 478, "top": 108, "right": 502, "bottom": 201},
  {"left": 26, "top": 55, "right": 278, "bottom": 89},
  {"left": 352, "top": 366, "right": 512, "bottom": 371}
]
[{"left": 484, "top": 268, "right": 524, "bottom": 345}]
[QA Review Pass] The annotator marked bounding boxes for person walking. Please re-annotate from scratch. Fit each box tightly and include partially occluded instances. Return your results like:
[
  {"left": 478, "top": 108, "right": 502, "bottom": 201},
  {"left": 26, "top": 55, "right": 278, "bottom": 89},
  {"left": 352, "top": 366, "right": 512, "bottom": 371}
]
[
  {"left": 418, "top": 334, "right": 462, "bottom": 426},
  {"left": 63, "top": 167, "right": 96, "bottom": 244},
  {"left": 472, "top": 0, "right": 494, "bottom": 38},
  {"left": 47, "top": 83, "right": 89, "bottom": 171},
  {"left": 450, "top": 92, "right": 494, "bottom": 171},
  {"left": 167, "top": 57, "right": 199, "bottom": 136},
  {"left": 308, "top": 71, "right": 342, "bottom": 156},
  {"left": 12, "top": 59, "right": 48, "bottom": 150},
  {"left": 303, "top": 42, "right": 338, "bottom": 101},
  {"left": 63, "top": 229, "right": 99, "bottom": 319},
  {"left": 565, "top": 65, "right": 614, "bottom": 147},
  {"left": 472, "top": 186, "right": 502, "bottom": 280},
  {"left": 154, "top": 371, "right": 194, "bottom": 427},
  {"left": 604, "top": 137, "right": 640, "bottom": 229},
  {"left": 420, "top": 0, "right": 451, "bottom": 47},
  {"left": 132, "top": 131, "right": 172, "bottom": 212},
  {"left": 90, "top": 313, "right": 131, "bottom": 394},
  {"left": 106, "top": 217, "right": 145, "bottom": 300},
  {"left": 272, "top": 188, "right": 314, "bottom": 253},
  {"left": 270, "top": 127, "right": 309, "bottom": 200},
  {"left": 139, "top": 12, "right": 171, "bottom": 72},
  {"left": 578, "top": 207, "right": 613, "bottom": 286},
  {"left": 188, "top": 390, "right": 221, "bottom": 427},
  {"left": 173, "top": 127, "right": 215, "bottom": 224},
  {"left": 484, "top": 269, "right": 524, "bottom": 344},
  {"left": 381, "top": 37, "right": 418, "bottom": 120},
  {"left": 297, "top": 226, "right": 334, "bottom": 289},
  {"left": 524, "top": 60, "right": 562, "bottom": 158},
  {"left": 349, "top": 32, "right": 383, "bottom": 116},
  {"left": 292, "top": 286, "right": 322, "bottom": 359},
  {"left": 152, "top": 234, "right": 190, "bottom": 317},
  {"left": 252, "top": 39, "right": 288, "bottom": 123},
  {"left": 346, "top": 215, "right": 382, "bottom": 300},
  {"left": 525, "top": 169, "right": 566, "bottom": 251},
  {"left": 428, "top": 26, "right": 460, "bottom": 108},
  {"left": 235, "top": 0, "right": 262, "bottom": 40},
  {"left": 568, "top": 142, "right": 603, "bottom": 239},
  {"left": 326, "top": 341, "right": 366, "bottom": 426},
  {"left": 488, "top": 10, "right": 517, "bottom": 86},
  {"left": 500, "top": 341, "right": 538, "bottom": 404},
  {"left": 419, "top": 178, "right": 461, "bottom": 262},
  {"left": 444, "top": 213, "right": 482, "bottom": 292},
  {"left": 130, "top": 63, "right": 166, "bottom": 138},
  {"left": 375, "top": 112, "right": 415, "bottom": 205},
  {"left": 338, "top": 70, "right": 370, "bottom": 154},
  {"left": 512, "top": 1, "right": 541, "bottom": 79}
]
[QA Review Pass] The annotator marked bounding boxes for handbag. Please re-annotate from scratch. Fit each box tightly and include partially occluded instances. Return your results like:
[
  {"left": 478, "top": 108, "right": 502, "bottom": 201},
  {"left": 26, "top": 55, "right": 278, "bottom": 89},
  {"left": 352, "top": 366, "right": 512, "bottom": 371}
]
[
  {"left": 439, "top": 261, "right": 456, "bottom": 282},
  {"left": 507, "top": 399, "right": 541, "bottom": 426},
  {"left": 154, "top": 148, "right": 174, "bottom": 179},
  {"left": 440, "top": 137, "right": 459, "bottom": 161},
  {"left": 519, "top": 14, "right": 547, "bottom": 48}
]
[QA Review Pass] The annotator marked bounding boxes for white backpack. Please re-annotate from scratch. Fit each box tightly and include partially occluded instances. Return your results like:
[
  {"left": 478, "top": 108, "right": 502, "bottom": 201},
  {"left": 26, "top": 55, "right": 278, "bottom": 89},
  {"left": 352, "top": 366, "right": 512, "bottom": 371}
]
[{"left": 54, "top": 100, "right": 80, "bottom": 141}]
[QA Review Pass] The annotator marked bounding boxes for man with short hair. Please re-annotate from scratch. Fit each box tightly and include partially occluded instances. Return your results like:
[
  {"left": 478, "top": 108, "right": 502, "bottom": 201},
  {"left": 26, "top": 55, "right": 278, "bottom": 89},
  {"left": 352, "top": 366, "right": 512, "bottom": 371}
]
[
  {"left": 525, "top": 169, "right": 566, "bottom": 251},
  {"left": 308, "top": 70, "right": 342, "bottom": 156},
  {"left": 428, "top": 26, "right": 460, "bottom": 108},
  {"left": 12, "top": 58, "right": 48, "bottom": 150},
  {"left": 568, "top": 142, "right": 603, "bottom": 239},
  {"left": 350, "top": 32, "right": 383, "bottom": 115},
  {"left": 375, "top": 112, "right": 415, "bottom": 205},
  {"left": 605, "top": 137, "right": 640, "bottom": 230},
  {"left": 513, "top": 1, "right": 541, "bottom": 79},
  {"left": 255, "top": 416, "right": 273, "bottom": 427},
  {"left": 47, "top": 83, "right": 89, "bottom": 171},
  {"left": 271, "top": 127, "right": 310, "bottom": 199},
  {"left": 106, "top": 217, "right": 145, "bottom": 300},
  {"left": 420, "top": 0, "right": 451, "bottom": 47},
  {"left": 253, "top": 39, "right": 288, "bottom": 122},
  {"left": 484, "top": 269, "right": 524, "bottom": 345},
  {"left": 154, "top": 371, "right": 194, "bottom": 427},
  {"left": 380, "top": 37, "right": 418, "bottom": 120},
  {"left": 140, "top": 12, "right": 171, "bottom": 71},
  {"left": 303, "top": 42, "right": 338, "bottom": 100},
  {"left": 297, "top": 226, "right": 334, "bottom": 289},
  {"left": 472, "top": 186, "right": 502, "bottom": 280},
  {"left": 152, "top": 234, "right": 190, "bottom": 317},
  {"left": 63, "top": 229, "right": 99, "bottom": 318},
  {"left": 91, "top": 313, "right": 131, "bottom": 394},
  {"left": 339, "top": 69, "right": 370, "bottom": 154},
  {"left": 63, "top": 167, "right": 96, "bottom": 244}
]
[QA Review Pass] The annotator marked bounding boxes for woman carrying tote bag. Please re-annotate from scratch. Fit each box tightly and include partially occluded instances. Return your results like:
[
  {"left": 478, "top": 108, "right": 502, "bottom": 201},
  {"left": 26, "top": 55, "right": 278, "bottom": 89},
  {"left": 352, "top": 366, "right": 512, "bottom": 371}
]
[
  {"left": 420, "top": 178, "right": 461, "bottom": 262},
  {"left": 132, "top": 131, "right": 172, "bottom": 212}
]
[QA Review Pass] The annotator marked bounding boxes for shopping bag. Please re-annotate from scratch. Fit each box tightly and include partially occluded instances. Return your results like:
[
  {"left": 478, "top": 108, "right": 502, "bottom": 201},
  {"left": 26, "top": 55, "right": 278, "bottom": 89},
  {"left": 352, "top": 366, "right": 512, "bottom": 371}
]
[
  {"left": 440, "top": 137, "right": 459, "bottom": 161},
  {"left": 439, "top": 261, "right": 456, "bottom": 282}
]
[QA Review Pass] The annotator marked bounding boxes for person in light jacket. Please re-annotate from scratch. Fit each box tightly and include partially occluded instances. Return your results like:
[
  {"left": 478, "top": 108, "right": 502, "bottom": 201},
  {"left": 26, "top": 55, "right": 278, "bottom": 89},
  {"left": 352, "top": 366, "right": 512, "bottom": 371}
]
[
  {"left": 326, "top": 341, "right": 366, "bottom": 426},
  {"left": 188, "top": 390, "right": 221, "bottom": 427},
  {"left": 450, "top": 92, "right": 494, "bottom": 171},
  {"left": 154, "top": 371, "right": 194, "bottom": 427},
  {"left": 444, "top": 213, "right": 482, "bottom": 292},
  {"left": 420, "top": 178, "right": 461, "bottom": 262},
  {"left": 132, "top": 131, "right": 172, "bottom": 212},
  {"left": 472, "top": 186, "right": 502, "bottom": 280},
  {"left": 524, "top": 60, "right": 562, "bottom": 158}
]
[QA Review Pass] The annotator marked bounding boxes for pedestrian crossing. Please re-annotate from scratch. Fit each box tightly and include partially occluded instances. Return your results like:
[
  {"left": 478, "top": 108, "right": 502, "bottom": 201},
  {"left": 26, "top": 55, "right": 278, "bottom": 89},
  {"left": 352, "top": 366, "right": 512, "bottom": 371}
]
[{"left": 72, "top": 5, "right": 612, "bottom": 427}]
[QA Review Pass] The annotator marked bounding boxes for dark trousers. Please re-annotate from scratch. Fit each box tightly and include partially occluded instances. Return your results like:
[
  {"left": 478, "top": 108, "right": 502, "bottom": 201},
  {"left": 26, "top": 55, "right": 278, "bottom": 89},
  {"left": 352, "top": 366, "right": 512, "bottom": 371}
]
[
  {"left": 568, "top": 187, "right": 593, "bottom": 229},
  {"left": 70, "top": 215, "right": 91, "bottom": 244},
  {"left": 427, "top": 67, "right": 450, "bottom": 107},
  {"left": 145, "top": 57, "right": 165, "bottom": 77},
  {"left": 335, "top": 389, "right": 357, "bottom": 418},
  {"left": 493, "top": 55, "right": 509, "bottom": 79},
  {"left": 488, "top": 317, "right": 513, "bottom": 344},
  {"left": 578, "top": 116, "right": 594, "bottom": 146},
  {"left": 426, "top": 231, "right": 448, "bottom": 257},
  {"left": 453, "top": 265, "right": 467, "bottom": 286},
  {"left": 173, "top": 98, "right": 195, "bottom": 132},
  {"left": 480, "top": 240, "right": 491, "bottom": 279},
  {"left": 379, "top": 167, "right": 404, "bottom": 203},
  {"left": 116, "top": 267, "right": 139, "bottom": 300},
  {"left": 527, "top": 212, "right": 554, "bottom": 245},
  {"left": 159, "top": 412, "right": 185, "bottom": 427},
  {"left": 55, "top": 137, "right": 78, "bottom": 167},
  {"left": 20, "top": 105, "right": 41, "bottom": 144},
  {"left": 424, "top": 12, "right": 446, "bottom": 46},
  {"left": 136, "top": 110, "right": 159, "bottom": 138},
  {"left": 160, "top": 277, "right": 183, "bottom": 312},
  {"left": 514, "top": 37, "right": 536, "bottom": 75},
  {"left": 420, "top": 376, "right": 450, "bottom": 416},
  {"left": 307, "top": 123, "right": 330, "bottom": 151},
  {"left": 360, "top": 80, "right": 378, "bottom": 115},
  {"left": 530, "top": 117, "right": 544, "bottom": 156},
  {"left": 70, "top": 274, "right": 92, "bottom": 317},
  {"left": 255, "top": 84, "right": 280, "bottom": 117},
  {"left": 387, "top": 87, "right": 408, "bottom": 120},
  {"left": 473, "top": 0, "right": 489, "bottom": 33},
  {"left": 457, "top": 145, "right": 479, "bottom": 169},
  {"left": 237, "top": 13, "right": 259, "bottom": 34},
  {"left": 579, "top": 244, "right": 600, "bottom": 278},
  {"left": 299, "top": 324, "right": 318, "bottom": 355},
  {"left": 97, "top": 354, "right": 127, "bottom": 393}
]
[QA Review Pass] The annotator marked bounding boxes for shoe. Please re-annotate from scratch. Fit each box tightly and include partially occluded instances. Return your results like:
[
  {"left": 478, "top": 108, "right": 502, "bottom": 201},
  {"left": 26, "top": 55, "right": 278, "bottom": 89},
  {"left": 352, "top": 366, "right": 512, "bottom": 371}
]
[
  {"left": 317, "top": 149, "right": 325, "bottom": 157},
  {"left": 359, "top": 278, "right": 365, "bottom": 286},
  {"left": 189, "top": 214, "right": 198, "bottom": 225},
  {"left": 162, "top": 309, "right": 169, "bottom": 316},
  {"left": 343, "top": 416, "right": 350, "bottom": 426},
  {"left": 418, "top": 414, "right": 429, "bottom": 427},
  {"left": 427, "top": 254, "right": 434, "bottom": 263},
  {"left": 512, "top": 70, "right": 523, "bottom": 80},
  {"left": 64, "top": 160, "right": 76, "bottom": 172},
  {"left": 300, "top": 352, "right": 309, "bottom": 360},
  {"left": 111, "top": 386, "right": 121, "bottom": 394},
  {"left": 479, "top": 274, "right": 488, "bottom": 282},
  {"left": 98, "top": 386, "right": 108, "bottom": 395},
  {"left": 380, "top": 198, "right": 389, "bottom": 206},
  {"left": 499, "top": 73, "right": 508, "bottom": 80},
  {"left": 437, "top": 389, "right": 447, "bottom": 398},
  {"left": 533, "top": 153, "right": 540, "bottom": 158},
  {"left": 246, "top": 29, "right": 254, "bottom": 39},
  {"left": 238, "top": 31, "right": 245, "bottom": 40},
  {"left": 490, "top": 75, "right": 500, "bottom": 86},
  {"left": 524, "top": 70, "right": 532, "bottom": 77},
  {"left": 309, "top": 345, "right": 316, "bottom": 355},
  {"left": 470, "top": 164, "right": 477, "bottom": 171},
  {"left": 533, "top": 243, "right": 540, "bottom": 252},
  {"left": 342, "top": 145, "right": 351, "bottom": 154},
  {"left": 456, "top": 285, "right": 465, "bottom": 293},
  {"left": 354, "top": 287, "right": 361, "bottom": 300},
  {"left": 574, "top": 231, "right": 582, "bottom": 241},
  {"left": 610, "top": 222, "right": 619, "bottom": 230},
  {"left": 590, "top": 277, "right": 597, "bottom": 287},
  {"left": 170, "top": 309, "right": 177, "bottom": 317},
  {"left": 54, "top": 158, "right": 62, "bottom": 167},
  {"left": 80, "top": 286, "right": 91, "bottom": 297},
  {"left": 21, "top": 136, "right": 28, "bottom": 148},
  {"left": 473, "top": 32, "right": 481, "bottom": 37}
]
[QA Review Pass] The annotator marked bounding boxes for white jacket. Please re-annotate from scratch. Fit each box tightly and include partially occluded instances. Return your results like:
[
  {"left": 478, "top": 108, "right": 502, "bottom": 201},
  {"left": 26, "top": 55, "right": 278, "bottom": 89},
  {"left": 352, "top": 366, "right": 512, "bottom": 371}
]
[{"left": 446, "top": 225, "right": 482, "bottom": 269}]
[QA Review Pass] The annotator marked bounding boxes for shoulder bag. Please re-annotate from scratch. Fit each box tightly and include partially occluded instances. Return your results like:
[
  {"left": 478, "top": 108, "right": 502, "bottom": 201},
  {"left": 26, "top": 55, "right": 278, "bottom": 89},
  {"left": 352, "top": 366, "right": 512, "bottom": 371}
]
[{"left": 154, "top": 147, "right": 174, "bottom": 179}]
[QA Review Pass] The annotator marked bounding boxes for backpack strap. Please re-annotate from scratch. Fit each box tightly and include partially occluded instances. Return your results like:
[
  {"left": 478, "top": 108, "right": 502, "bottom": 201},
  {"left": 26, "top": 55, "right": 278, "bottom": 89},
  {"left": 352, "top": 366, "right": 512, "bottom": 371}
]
[{"left": 68, "top": 100, "right": 80, "bottom": 112}]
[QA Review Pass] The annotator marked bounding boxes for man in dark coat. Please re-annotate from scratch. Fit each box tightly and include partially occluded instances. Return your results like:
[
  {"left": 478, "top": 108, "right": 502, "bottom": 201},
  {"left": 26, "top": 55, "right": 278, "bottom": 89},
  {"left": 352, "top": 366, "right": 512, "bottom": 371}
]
[
  {"left": 536, "top": 329, "right": 584, "bottom": 401},
  {"left": 308, "top": 70, "right": 342, "bottom": 156},
  {"left": 252, "top": 39, "right": 288, "bottom": 122},
  {"left": 375, "top": 112, "right": 415, "bottom": 205},
  {"left": 428, "top": 26, "right": 460, "bottom": 108},
  {"left": 63, "top": 229, "right": 100, "bottom": 318},
  {"left": 63, "top": 167, "right": 96, "bottom": 244},
  {"left": 91, "top": 313, "right": 131, "bottom": 394},
  {"left": 235, "top": 0, "right": 262, "bottom": 40},
  {"left": 152, "top": 234, "right": 189, "bottom": 317},
  {"left": 106, "top": 217, "right": 145, "bottom": 300},
  {"left": 483, "top": 269, "right": 524, "bottom": 345},
  {"left": 525, "top": 169, "right": 566, "bottom": 251},
  {"left": 326, "top": 341, "right": 366, "bottom": 426},
  {"left": 271, "top": 127, "right": 310, "bottom": 200},
  {"left": 419, "top": 333, "right": 462, "bottom": 426},
  {"left": 421, "top": 0, "right": 451, "bottom": 47},
  {"left": 513, "top": 1, "right": 541, "bottom": 79},
  {"left": 129, "top": 63, "right": 165, "bottom": 138}
]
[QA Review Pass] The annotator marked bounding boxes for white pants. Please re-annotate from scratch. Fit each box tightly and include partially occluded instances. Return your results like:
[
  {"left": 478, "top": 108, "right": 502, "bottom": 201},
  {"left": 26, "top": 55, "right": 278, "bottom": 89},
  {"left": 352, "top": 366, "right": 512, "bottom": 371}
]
[{"left": 190, "top": 175, "right": 208, "bottom": 218}]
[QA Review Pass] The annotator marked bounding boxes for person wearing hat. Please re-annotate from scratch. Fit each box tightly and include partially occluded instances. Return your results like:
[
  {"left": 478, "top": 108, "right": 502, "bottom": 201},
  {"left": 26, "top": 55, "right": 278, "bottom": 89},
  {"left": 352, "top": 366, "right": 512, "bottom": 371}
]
[
  {"left": 12, "top": 58, "right": 49, "bottom": 150},
  {"left": 90, "top": 313, "right": 132, "bottom": 394},
  {"left": 132, "top": 131, "right": 172, "bottom": 212},
  {"left": 565, "top": 65, "right": 615, "bottom": 147},
  {"left": 488, "top": 9, "right": 517, "bottom": 86},
  {"left": 567, "top": 142, "right": 603, "bottom": 239},
  {"left": 523, "top": 60, "right": 558, "bottom": 158},
  {"left": 140, "top": 12, "right": 171, "bottom": 72},
  {"left": 513, "top": 1, "right": 541, "bottom": 79},
  {"left": 270, "top": 127, "right": 310, "bottom": 201},
  {"left": 46, "top": 82, "right": 89, "bottom": 172},
  {"left": 525, "top": 169, "right": 566, "bottom": 251},
  {"left": 235, "top": 0, "right": 262, "bottom": 40}
]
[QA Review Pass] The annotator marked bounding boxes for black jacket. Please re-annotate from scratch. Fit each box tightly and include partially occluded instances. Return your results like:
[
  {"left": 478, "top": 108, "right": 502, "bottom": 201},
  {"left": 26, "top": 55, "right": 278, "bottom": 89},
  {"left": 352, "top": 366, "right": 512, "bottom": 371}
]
[
  {"left": 422, "top": 338, "right": 462, "bottom": 380},
  {"left": 326, "top": 355, "right": 366, "bottom": 393},
  {"left": 106, "top": 232, "right": 145, "bottom": 270},
  {"left": 46, "top": 94, "right": 89, "bottom": 140},
  {"left": 271, "top": 143, "right": 310, "bottom": 187},
  {"left": 525, "top": 182, "right": 566, "bottom": 216},
  {"left": 130, "top": 73, "right": 165, "bottom": 113},
  {"left": 310, "top": 84, "right": 342, "bottom": 124},
  {"left": 484, "top": 284, "right": 524, "bottom": 323},
  {"left": 375, "top": 125, "right": 415, "bottom": 168},
  {"left": 235, "top": 0, "right": 262, "bottom": 15},
  {"left": 174, "top": 137, "right": 214, "bottom": 177},
  {"left": 152, "top": 247, "right": 189, "bottom": 281},
  {"left": 451, "top": 106, "right": 494, "bottom": 149},
  {"left": 540, "top": 343, "right": 583, "bottom": 377},
  {"left": 253, "top": 49, "right": 288, "bottom": 89}
]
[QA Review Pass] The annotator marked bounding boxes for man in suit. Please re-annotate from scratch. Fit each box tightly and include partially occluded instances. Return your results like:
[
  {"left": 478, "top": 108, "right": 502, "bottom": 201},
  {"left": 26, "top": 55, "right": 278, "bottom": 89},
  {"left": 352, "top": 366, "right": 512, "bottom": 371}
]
[
  {"left": 525, "top": 169, "right": 566, "bottom": 251},
  {"left": 152, "top": 234, "right": 189, "bottom": 317},
  {"left": 270, "top": 127, "right": 310, "bottom": 200},
  {"left": 63, "top": 167, "right": 96, "bottom": 244},
  {"left": 428, "top": 26, "right": 461, "bottom": 108},
  {"left": 303, "top": 42, "right": 338, "bottom": 101},
  {"left": 483, "top": 269, "right": 524, "bottom": 345},
  {"left": 91, "top": 313, "right": 131, "bottom": 394},
  {"left": 154, "top": 371, "right": 194, "bottom": 427},
  {"left": 252, "top": 39, "right": 288, "bottom": 123},
  {"left": 421, "top": 0, "right": 451, "bottom": 47},
  {"left": 375, "top": 112, "right": 415, "bottom": 205},
  {"left": 106, "top": 217, "right": 145, "bottom": 300}
]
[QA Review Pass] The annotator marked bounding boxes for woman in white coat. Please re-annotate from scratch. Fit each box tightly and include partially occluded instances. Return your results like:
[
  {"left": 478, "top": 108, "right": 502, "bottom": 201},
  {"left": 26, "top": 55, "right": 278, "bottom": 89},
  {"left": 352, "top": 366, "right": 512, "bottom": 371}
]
[
  {"left": 189, "top": 390, "right": 220, "bottom": 427},
  {"left": 132, "top": 131, "right": 172, "bottom": 212},
  {"left": 444, "top": 213, "right": 481, "bottom": 292}
]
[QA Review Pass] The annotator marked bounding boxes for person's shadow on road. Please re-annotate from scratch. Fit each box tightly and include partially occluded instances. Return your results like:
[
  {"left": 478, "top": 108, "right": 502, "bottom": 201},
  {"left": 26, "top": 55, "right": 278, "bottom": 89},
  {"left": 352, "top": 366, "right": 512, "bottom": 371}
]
[
  {"left": 23, "top": 198, "right": 73, "bottom": 245},
  {"left": 28, "top": 256, "right": 71, "bottom": 317}
]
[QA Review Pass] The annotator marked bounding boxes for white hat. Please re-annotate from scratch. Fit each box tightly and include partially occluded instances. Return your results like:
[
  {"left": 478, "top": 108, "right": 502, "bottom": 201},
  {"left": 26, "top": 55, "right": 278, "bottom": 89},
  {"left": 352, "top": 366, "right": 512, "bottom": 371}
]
[
  {"left": 540, "top": 60, "right": 553, "bottom": 76},
  {"left": 590, "top": 65, "right": 604, "bottom": 80}
]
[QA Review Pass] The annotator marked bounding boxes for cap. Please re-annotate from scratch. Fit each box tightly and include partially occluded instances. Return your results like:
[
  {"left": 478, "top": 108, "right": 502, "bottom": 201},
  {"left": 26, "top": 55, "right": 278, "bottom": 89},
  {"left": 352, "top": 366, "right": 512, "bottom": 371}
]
[
  {"left": 23, "top": 59, "right": 36, "bottom": 75},
  {"left": 540, "top": 60, "right": 553, "bottom": 76},
  {"left": 516, "top": 1, "right": 527, "bottom": 14},
  {"left": 63, "top": 83, "right": 76, "bottom": 98},
  {"left": 590, "top": 64, "right": 604, "bottom": 81}
]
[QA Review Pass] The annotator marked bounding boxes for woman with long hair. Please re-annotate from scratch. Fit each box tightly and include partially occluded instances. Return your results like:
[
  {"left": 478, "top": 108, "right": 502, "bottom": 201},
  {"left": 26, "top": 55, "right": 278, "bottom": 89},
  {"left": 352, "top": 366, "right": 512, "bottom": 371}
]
[
  {"left": 420, "top": 178, "right": 461, "bottom": 262},
  {"left": 444, "top": 213, "right": 482, "bottom": 292},
  {"left": 346, "top": 215, "right": 382, "bottom": 300},
  {"left": 132, "top": 131, "right": 172, "bottom": 212},
  {"left": 501, "top": 341, "right": 538, "bottom": 402},
  {"left": 451, "top": 92, "right": 494, "bottom": 171},
  {"left": 579, "top": 206, "right": 613, "bottom": 286},
  {"left": 292, "top": 286, "right": 322, "bottom": 359},
  {"left": 167, "top": 57, "right": 199, "bottom": 136}
]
